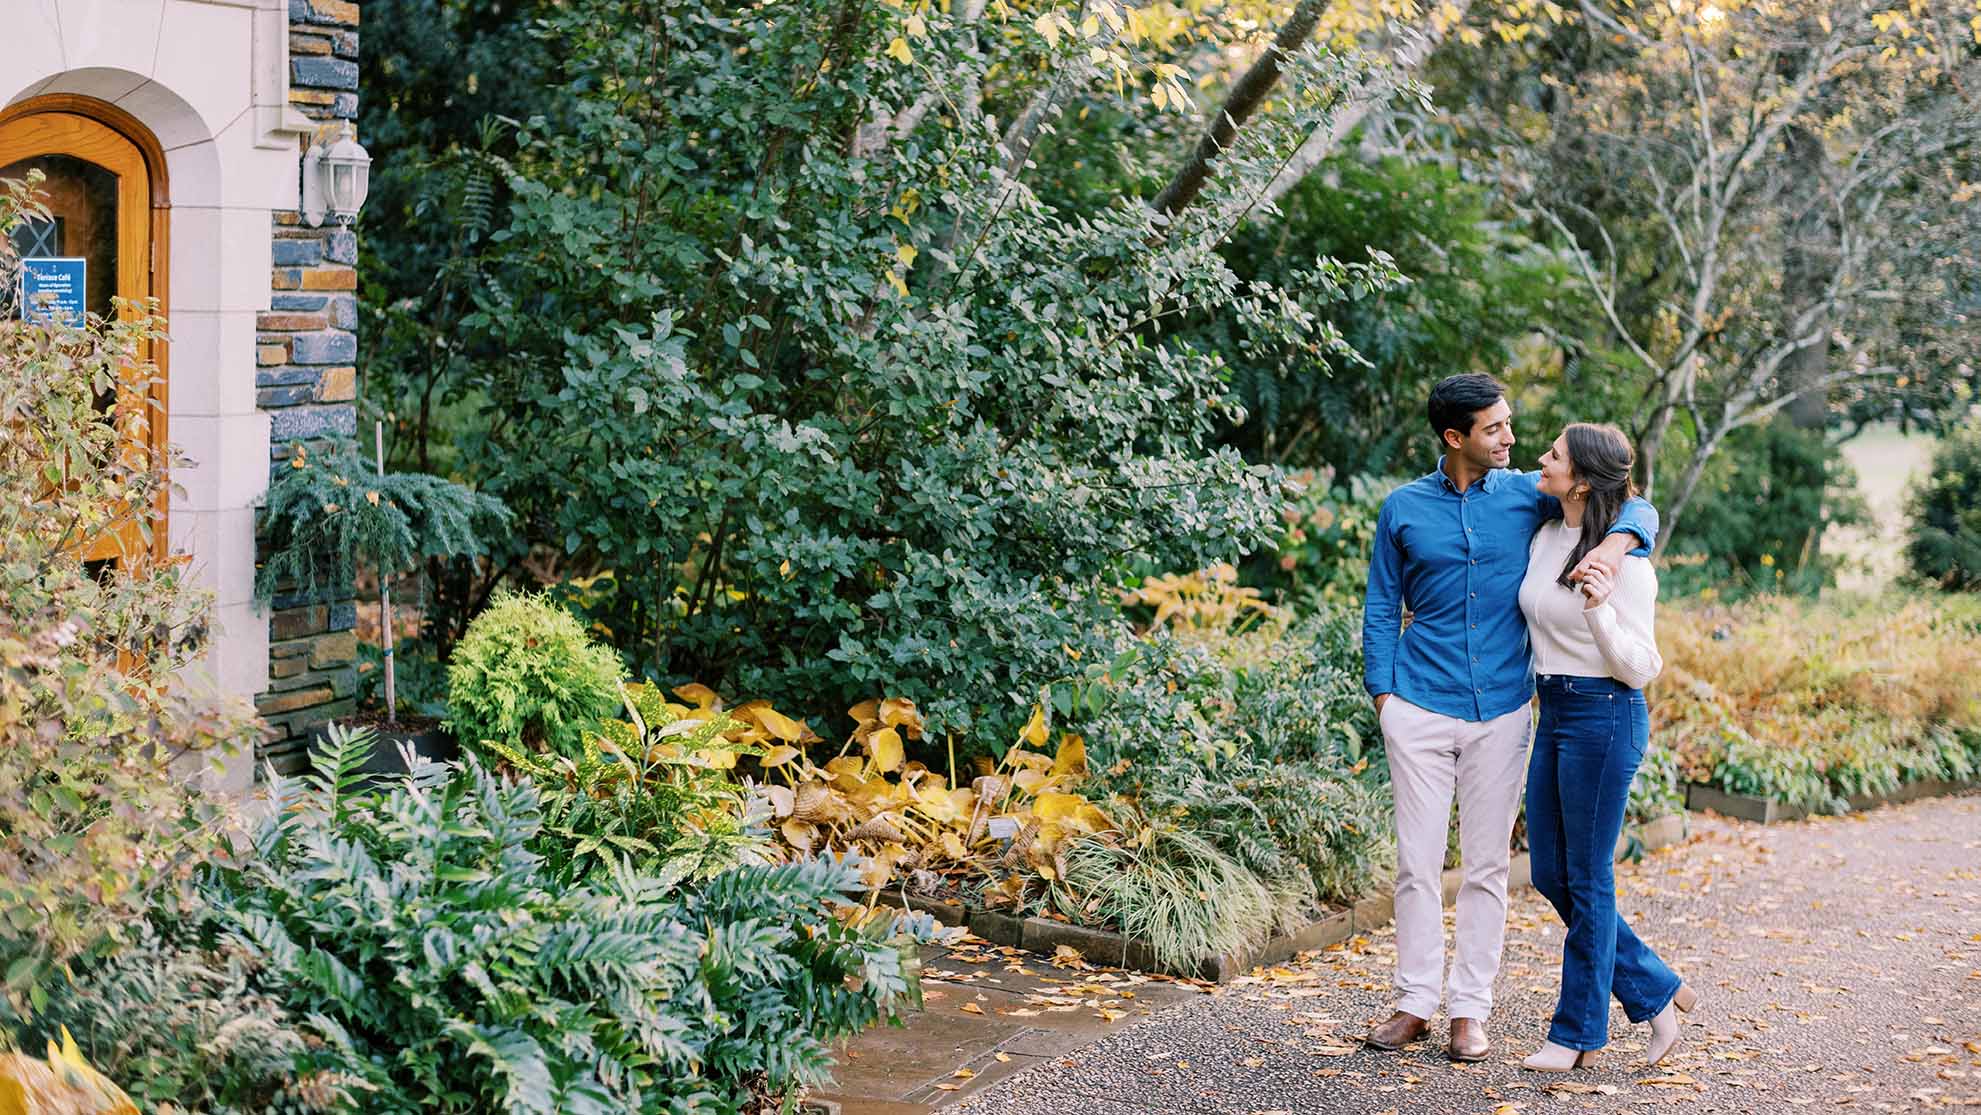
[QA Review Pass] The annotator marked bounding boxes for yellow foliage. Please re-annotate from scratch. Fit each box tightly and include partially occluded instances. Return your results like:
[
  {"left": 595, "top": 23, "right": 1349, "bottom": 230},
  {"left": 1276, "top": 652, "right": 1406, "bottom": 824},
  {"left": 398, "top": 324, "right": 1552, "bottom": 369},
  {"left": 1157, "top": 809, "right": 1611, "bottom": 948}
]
[
  {"left": 0, "top": 1029, "right": 138, "bottom": 1115},
  {"left": 1120, "top": 563, "right": 1279, "bottom": 634}
]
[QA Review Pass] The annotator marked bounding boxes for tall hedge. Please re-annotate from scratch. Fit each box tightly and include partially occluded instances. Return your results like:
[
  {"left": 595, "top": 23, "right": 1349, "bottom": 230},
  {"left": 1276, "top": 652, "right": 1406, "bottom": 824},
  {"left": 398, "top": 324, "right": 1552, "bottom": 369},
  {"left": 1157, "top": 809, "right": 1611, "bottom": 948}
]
[{"left": 412, "top": 1, "right": 1390, "bottom": 740}]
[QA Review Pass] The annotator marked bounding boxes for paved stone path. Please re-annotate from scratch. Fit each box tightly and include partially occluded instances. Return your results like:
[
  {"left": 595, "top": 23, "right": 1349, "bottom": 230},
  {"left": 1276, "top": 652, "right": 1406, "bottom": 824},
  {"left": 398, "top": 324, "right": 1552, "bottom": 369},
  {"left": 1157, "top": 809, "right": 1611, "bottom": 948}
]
[{"left": 945, "top": 792, "right": 1981, "bottom": 1114}]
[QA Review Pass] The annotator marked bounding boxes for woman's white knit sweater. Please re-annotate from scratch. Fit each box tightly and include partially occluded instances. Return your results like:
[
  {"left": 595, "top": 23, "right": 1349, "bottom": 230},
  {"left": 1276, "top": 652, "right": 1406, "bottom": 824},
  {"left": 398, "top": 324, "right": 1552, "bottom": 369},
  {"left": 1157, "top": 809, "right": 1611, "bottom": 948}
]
[{"left": 1518, "top": 519, "right": 1664, "bottom": 690}]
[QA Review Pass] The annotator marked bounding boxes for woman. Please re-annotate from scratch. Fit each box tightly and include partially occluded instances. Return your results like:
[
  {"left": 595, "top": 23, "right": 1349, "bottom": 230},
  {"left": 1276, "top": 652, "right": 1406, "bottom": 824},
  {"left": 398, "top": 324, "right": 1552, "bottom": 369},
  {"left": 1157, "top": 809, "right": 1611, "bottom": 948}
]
[{"left": 1517, "top": 423, "right": 1697, "bottom": 1072}]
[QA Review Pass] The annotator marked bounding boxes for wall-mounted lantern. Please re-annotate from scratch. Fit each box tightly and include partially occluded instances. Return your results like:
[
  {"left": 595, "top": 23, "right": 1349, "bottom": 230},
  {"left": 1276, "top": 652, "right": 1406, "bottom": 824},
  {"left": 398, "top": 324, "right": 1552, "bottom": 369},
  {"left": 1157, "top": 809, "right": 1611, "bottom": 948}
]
[{"left": 300, "top": 120, "right": 372, "bottom": 228}]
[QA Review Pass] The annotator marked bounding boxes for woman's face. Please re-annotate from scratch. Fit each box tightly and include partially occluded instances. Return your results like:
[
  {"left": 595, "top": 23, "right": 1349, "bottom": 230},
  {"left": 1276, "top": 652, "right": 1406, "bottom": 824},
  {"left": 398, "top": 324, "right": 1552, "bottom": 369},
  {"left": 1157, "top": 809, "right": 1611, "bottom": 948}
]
[{"left": 1537, "top": 433, "right": 1578, "bottom": 500}]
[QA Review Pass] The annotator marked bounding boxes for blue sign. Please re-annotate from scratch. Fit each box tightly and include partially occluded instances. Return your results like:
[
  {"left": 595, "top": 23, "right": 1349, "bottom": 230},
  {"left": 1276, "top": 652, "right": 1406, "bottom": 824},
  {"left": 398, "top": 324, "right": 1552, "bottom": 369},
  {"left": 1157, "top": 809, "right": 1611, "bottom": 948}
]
[{"left": 19, "top": 257, "right": 87, "bottom": 327}]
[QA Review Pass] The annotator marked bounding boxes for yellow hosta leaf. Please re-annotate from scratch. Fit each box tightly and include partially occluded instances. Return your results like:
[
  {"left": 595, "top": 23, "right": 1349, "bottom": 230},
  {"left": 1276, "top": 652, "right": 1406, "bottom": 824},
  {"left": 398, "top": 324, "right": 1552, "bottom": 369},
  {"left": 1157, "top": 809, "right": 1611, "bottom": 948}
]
[
  {"left": 824, "top": 755, "right": 869, "bottom": 788},
  {"left": 694, "top": 748, "right": 739, "bottom": 770},
  {"left": 1032, "top": 792, "right": 1085, "bottom": 822},
  {"left": 867, "top": 727, "right": 905, "bottom": 772},
  {"left": 751, "top": 705, "right": 807, "bottom": 743},
  {"left": 1051, "top": 733, "right": 1087, "bottom": 779},
  {"left": 897, "top": 244, "right": 918, "bottom": 268},
  {"left": 781, "top": 819, "right": 817, "bottom": 851},
  {"left": 1011, "top": 768, "right": 1058, "bottom": 793},
  {"left": 673, "top": 683, "right": 720, "bottom": 709},
  {"left": 762, "top": 744, "right": 800, "bottom": 768},
  {"left": 939, "top": 830, "right": 969, "bottom": 859},
  {"left": 1006, "top": 748, "right": 1052, "bottom": 772},
  {"left": 887, "top": 36, "right": 914, "bottom": 64},
  {"left": 848, "top": 698, "right": 880, "bottom": 726},
  {"left": 1020, "top": 705, "right": 1048, "bottom": 747},
  {"left": 878, "top": 696, "right": 924, "bottom": 735}
]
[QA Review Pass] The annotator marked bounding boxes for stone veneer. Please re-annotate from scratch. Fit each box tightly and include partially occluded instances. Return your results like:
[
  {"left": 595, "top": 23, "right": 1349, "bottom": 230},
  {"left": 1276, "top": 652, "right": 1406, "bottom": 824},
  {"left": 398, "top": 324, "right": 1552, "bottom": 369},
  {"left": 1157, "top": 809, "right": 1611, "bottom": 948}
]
[{"left": 254, "top": 0, "right": 363, "bottom": 775}]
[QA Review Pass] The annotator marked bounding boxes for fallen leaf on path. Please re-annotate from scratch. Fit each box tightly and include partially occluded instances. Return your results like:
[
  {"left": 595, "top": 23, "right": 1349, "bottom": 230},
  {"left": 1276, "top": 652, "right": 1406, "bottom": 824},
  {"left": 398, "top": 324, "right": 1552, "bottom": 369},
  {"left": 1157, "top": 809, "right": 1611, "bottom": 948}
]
[
  {"left": 960, "top": 1002, "right": 983, "bottom": 1015},
  {"left": 1638, "top": 1073, "right": 1699, "bottom": 1087}
]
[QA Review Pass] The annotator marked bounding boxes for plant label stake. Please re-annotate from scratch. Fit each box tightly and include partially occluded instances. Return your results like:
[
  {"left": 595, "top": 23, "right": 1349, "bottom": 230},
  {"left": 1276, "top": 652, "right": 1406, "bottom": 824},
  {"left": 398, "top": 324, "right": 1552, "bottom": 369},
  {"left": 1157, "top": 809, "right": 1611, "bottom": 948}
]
[{"left": 377, "top": 420, "right": 398, "bottom": 726}]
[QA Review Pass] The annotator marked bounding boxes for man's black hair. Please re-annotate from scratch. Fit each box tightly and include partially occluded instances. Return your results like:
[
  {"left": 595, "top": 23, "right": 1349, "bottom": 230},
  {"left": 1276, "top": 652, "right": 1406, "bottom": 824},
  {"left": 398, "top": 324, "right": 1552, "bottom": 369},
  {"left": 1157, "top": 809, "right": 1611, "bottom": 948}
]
[{"left": 1427, "top": 374, "right": 1508, "bottom": 442}]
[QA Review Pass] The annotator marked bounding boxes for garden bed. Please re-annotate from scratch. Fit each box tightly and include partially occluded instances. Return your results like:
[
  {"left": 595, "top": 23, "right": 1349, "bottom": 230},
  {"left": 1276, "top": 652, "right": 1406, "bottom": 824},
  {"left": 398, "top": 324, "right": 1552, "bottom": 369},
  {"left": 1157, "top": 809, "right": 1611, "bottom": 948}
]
[
  {"left": 884, "top": 814, "right": 1688, "bottom": 982},
  {"left": 1684, "top": 777, "right": 1980, "bottom": 824}
]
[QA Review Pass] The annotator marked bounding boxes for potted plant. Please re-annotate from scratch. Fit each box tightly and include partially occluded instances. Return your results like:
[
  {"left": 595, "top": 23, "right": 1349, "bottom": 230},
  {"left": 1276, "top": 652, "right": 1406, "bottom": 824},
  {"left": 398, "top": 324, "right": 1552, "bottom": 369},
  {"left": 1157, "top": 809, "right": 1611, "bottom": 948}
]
[{"left": 257, "top": 422, "right": 510, "bottom": 772}]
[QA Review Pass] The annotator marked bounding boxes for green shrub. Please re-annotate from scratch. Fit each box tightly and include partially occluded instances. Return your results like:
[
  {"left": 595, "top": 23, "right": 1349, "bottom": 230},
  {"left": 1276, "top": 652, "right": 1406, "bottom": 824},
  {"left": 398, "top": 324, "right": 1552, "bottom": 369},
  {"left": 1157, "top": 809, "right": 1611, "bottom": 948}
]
[
  {"left": 1906, "top": 417, "right": 1981, "bottom": 592},
  {"left": 1247, "top": 470, "right": 1402, "bottom": 610},
  {"left": 1033, "top": 599, "right": 1390, "bottom": 964},
  {"left": 24, "top": 923, "right": 359, "bottom": 1114},
  {"left": 380, "top": 2, "right": 1400, "bottom": 745},
  {"left": 1659, "top": 422, "right": 1868, "bottom": 600},
  {"left": 255, "top": 434, "right": 510, "bottom": 607},
  {"left": 206, "top": 726, "right": 929, "bottom": 1115},
  {"left": 446, "top": 590, "right": 626, "bottom": 756},
  {"left": 1658, "top": 595, "right": 1981, "bottom": 811},
  {"left": 0, "top": 173, "right": 261, "bottom": 1026},
  {"left": 485, "top": 689, "right": 776, "bottom": 888},
  {"left": 1072, "top": 607, "right": 1376, "bottom": 776},
  {"left": 1626, "top": 741, "right": 1686, "bottom": 824}
]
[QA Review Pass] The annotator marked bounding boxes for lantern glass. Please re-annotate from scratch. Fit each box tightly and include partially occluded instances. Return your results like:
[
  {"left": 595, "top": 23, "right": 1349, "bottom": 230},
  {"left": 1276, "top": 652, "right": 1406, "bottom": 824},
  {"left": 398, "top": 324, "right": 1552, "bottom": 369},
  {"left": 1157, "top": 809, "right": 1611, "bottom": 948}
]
[{"left": 330, "top": 162, "right": 355, "bottom": 214}]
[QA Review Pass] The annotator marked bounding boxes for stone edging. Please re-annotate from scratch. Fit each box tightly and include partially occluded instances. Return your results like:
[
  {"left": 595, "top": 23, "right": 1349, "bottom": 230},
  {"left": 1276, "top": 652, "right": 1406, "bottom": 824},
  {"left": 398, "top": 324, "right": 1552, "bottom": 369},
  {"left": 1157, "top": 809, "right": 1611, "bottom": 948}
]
[
  {"left": 884, "top": 813, "right": 1689, "bottom": 984},
  {"left": 1684, "top": 778, "right": 1981, "bottom": 824}
]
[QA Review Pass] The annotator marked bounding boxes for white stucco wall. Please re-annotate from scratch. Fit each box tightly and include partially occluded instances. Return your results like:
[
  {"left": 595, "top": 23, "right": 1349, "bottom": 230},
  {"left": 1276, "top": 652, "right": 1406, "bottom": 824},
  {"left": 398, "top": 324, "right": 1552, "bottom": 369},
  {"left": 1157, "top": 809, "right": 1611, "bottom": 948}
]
[{"left": 5, "top": 0, "right": 314, "bottom": 789}]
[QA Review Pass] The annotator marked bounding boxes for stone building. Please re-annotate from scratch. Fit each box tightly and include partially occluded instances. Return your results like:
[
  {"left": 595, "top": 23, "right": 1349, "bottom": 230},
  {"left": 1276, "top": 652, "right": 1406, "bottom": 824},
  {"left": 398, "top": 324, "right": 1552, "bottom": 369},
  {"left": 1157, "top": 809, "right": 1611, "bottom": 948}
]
[{"left": 4, "top": 0, "right": 365, "bottom": 786}]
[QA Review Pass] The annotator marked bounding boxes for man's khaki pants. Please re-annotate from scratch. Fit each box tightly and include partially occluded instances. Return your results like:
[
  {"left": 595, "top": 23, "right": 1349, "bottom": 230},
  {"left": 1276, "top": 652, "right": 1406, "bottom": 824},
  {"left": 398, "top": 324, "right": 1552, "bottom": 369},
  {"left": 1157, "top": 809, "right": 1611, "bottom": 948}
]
[{"left": 1379, "top": 695, "right": 1532, "bottom": 1022}]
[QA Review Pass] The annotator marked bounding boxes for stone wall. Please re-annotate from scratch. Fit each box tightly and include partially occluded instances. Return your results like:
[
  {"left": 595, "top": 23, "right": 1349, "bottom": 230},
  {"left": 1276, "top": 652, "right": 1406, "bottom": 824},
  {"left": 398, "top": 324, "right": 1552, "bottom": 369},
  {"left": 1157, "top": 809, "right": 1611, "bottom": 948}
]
[{"left": 254, "top": 0, "right": 363, "bottom": 775}]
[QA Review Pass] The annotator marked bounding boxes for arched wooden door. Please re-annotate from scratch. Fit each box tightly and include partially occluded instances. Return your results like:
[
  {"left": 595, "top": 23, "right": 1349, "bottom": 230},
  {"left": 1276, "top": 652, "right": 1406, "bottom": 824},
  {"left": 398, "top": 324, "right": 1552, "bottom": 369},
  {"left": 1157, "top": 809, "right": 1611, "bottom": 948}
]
[{"left": 0, "top": 102, "right": 170, "bottom": 570}]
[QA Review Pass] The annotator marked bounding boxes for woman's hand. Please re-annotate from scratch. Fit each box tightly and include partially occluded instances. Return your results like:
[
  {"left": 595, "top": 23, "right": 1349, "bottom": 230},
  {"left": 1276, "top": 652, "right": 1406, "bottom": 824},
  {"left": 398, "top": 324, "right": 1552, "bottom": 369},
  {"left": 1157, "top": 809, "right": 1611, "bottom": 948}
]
[{"left": 1579, "top": 563, "right": 1616, "bottom": 610}]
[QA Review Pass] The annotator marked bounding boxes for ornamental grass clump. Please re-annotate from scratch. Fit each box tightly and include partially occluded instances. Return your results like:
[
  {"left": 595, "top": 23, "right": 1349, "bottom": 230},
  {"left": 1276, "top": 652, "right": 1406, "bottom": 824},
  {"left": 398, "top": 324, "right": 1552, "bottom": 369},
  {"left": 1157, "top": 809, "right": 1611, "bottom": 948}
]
[
  {"left": 447, "top": 589, "right": 626, "bottom": 756},
  {"left": 1051, "top": 819, "right": 1280, "bottom": 976}
]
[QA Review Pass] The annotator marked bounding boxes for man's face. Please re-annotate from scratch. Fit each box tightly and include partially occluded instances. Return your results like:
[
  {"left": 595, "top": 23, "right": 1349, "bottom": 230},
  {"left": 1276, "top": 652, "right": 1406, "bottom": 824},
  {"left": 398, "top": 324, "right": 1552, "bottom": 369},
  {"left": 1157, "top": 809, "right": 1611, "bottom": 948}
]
[{"left": 1444, "top": 398, "right": 1514, "bottom": 470}]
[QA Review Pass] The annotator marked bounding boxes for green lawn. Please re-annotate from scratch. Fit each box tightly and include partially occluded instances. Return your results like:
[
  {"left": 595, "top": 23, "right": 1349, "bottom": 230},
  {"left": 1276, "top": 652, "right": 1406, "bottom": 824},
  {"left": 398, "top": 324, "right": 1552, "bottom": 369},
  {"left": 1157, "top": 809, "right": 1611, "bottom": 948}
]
[{"left": 1826, "top": 422, "right": 1939, "bottom": 595}]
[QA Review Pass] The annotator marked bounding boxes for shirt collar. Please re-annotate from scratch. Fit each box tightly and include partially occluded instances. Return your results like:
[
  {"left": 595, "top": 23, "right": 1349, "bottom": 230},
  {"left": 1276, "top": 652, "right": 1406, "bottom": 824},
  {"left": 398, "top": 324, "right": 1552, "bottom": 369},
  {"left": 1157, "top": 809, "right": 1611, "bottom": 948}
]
[{"left": 1433, "top": 456, "right": 1503, "bottom": 495}]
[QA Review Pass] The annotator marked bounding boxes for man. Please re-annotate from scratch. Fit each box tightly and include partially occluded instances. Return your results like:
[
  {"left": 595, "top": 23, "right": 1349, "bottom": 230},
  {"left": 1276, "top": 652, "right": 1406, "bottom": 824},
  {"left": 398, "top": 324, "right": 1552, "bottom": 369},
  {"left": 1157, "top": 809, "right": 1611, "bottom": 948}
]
[{"left": 1360, "top": 374, "right": 1657, "bottom": 1063}]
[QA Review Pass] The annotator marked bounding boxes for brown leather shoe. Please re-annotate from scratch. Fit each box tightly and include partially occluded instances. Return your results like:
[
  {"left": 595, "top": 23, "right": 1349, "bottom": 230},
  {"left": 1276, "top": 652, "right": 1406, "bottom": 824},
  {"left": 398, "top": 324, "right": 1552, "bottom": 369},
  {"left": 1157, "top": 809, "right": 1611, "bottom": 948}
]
[
  {"left": 1364, "top": 1010, "right": 1429, "bottom": 1051},
  {"left": 1448, "top": 1017, "right": 1492, "bottom": 1062}
]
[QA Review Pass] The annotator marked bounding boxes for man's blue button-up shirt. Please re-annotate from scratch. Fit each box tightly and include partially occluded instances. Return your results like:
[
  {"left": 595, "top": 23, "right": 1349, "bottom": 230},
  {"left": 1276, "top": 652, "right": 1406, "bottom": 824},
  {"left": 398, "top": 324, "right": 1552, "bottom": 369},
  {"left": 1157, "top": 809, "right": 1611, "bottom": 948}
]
[{"left": 1361, "top": 462, "right": 1658, "bottom": 722}]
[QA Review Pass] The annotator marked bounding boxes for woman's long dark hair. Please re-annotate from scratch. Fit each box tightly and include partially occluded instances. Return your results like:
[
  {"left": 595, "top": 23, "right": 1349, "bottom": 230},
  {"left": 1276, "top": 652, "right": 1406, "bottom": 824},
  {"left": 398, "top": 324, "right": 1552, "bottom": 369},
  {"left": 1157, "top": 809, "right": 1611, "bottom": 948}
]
[{"left": 1557, "top": 423, "right": 1639, "bottom": 589}]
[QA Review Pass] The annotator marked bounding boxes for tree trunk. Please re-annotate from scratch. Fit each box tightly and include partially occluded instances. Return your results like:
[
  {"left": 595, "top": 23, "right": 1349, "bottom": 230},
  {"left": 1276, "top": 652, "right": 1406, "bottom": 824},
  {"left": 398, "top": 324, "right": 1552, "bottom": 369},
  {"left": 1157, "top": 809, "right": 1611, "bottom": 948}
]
[
  {"left": 1776, "top": 35, "right": 1840, "bottom": 561},
  {"left": 1150, "top": 0, "right": 1330, "bottom": 218},
  {"left": 1653, "top": 418, "right": 1730, "bottom": 558}
]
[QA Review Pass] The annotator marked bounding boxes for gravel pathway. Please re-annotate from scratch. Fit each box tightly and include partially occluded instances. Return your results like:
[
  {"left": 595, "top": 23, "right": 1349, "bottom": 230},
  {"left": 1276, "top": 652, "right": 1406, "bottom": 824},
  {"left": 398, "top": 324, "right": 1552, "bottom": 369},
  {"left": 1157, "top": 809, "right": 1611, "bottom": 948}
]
[{"left": 955, "top": 792, "right": 1981, "bottom": 1114}]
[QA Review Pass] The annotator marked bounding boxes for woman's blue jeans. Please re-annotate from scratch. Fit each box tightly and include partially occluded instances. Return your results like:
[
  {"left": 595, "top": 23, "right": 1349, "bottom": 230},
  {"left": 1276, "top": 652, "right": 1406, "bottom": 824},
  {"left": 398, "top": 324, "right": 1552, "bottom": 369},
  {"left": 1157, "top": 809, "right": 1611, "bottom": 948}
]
[{"left": 1527, "top": 674, "right": 1682, "bottom": 1050}]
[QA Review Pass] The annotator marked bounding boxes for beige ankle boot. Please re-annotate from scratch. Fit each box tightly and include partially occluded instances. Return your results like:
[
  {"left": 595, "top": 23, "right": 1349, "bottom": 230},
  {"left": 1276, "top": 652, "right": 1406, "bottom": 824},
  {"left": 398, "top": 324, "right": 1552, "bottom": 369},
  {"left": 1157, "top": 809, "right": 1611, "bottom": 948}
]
[
  {"left": 1646, "top": 983, "right": 1699, "bottom": 1066},
  {"left": 1522, "top": 1041, "right": 1599, "bottom": 1071}
]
